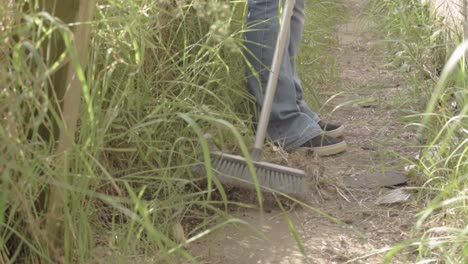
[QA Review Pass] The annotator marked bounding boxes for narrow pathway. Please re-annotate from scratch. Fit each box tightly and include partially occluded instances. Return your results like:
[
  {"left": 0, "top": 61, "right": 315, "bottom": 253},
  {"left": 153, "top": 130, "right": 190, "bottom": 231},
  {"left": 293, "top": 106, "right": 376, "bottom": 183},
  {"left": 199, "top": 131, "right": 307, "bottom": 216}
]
[{"left": 190, "top": 1, "right": 418, "bottom": 263}]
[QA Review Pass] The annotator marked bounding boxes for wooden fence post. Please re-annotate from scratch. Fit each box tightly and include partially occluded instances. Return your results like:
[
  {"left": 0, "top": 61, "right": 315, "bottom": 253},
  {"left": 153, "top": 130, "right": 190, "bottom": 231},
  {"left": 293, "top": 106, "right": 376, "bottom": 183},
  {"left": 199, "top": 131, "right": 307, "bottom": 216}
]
[
  {"left": 41, "top": 0, "right": 96, "bottom": 260},
  {"left": 464, "top": 0, "right": 468, "bottom": 39}
]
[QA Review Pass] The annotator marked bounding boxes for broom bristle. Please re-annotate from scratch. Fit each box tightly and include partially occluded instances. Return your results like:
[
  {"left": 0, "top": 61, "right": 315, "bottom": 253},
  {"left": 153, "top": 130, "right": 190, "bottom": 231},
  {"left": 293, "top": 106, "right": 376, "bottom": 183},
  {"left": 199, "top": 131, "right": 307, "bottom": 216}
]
[{"left": 210, "top": 152, "right": 306, "bottom": 197}]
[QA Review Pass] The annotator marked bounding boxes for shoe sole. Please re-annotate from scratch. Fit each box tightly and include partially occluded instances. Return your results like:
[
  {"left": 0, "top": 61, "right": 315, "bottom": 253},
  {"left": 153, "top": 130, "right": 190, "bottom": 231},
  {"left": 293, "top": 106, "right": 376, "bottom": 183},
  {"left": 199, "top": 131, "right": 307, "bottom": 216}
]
[
  {"left": 324, "top": 126, "right": 345, "bottom": 138},
  {"left": 303, "top": 141, "right": 347, "bottom": 156}
]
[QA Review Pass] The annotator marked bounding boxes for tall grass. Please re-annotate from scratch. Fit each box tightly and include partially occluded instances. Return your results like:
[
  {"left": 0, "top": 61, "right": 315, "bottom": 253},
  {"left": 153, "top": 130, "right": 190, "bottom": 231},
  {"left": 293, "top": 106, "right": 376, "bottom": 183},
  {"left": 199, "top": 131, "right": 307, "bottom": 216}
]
[
  {"left": 370, "top": 0, "right": 468, "bottom": 262},
  {"left": 297, "top": 1, "right": 343, "bottom": 109},
  {"left": 0, "top": 0, "right": 343, "bottom": 263},
  {"left": 1, "top": 0, "right": 252, "bottom": 262}
]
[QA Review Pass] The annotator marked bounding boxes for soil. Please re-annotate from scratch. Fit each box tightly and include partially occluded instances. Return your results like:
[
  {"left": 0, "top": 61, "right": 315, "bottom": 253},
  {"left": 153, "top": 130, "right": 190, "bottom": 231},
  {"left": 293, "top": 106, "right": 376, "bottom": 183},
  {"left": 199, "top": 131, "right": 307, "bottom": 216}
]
[{"left": 188, "top": 1, "right": 421, "bottom": 263}]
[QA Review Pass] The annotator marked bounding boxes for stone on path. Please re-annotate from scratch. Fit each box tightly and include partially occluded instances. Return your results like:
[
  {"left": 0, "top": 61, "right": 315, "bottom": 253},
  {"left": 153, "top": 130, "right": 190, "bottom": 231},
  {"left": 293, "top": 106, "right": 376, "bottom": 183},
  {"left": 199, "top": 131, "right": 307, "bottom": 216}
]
[
  {"left": 343, "top": 170, "right": 408, "bottom": 188},
  {"left": 376, "top": 188, "right": 412, "bottom": 205}
]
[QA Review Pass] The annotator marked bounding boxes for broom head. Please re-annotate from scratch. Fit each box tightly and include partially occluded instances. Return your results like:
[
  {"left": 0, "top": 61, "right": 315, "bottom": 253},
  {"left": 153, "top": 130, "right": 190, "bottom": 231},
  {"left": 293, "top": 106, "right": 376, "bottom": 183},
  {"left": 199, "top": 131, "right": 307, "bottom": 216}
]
[{"left": 207, "top": 151, "right": 307, "bottom": 197}]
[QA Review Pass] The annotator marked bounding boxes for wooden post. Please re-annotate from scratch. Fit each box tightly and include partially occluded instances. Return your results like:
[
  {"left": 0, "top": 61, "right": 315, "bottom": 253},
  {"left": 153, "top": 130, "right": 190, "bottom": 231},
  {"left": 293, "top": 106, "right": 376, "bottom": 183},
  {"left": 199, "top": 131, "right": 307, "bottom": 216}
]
[
  {"left": 40, "top": 0, "right": 96, "bottom": 260},
  {"left": 464, "top": 0, "right": 468, "bottom": 39}
]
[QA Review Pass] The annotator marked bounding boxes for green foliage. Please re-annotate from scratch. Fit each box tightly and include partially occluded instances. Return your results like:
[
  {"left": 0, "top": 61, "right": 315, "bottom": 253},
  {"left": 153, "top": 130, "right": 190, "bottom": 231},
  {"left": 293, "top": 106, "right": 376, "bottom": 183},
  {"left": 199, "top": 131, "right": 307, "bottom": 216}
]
[
  {"left": 298, "top": 1, "right": 344, "bottom": 109},
  {"left": 1, "top": 0, "right": 252, "bottom": 262},
  {"left": 0, "top": 0, "right": 342, "bottom": 262},
  {"left": 370, "top": 0, "right": 449, "bottom": 107},
  {"left": 370, "top": 0, "right": 468, "bottom": 262}
]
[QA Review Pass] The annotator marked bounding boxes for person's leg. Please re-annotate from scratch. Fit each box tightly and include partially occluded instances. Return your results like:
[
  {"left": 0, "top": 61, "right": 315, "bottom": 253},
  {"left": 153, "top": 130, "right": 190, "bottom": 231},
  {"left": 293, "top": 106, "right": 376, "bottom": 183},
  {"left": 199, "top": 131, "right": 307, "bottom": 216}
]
[
  {"left": 288, "top": 0, "right": 321, "bottom": 122},
  {"left": 287, "top": 0, "right": 344, "bottom": 139},
  {"left": 244, "top": 0, "right": 321, "bottom": 151}
]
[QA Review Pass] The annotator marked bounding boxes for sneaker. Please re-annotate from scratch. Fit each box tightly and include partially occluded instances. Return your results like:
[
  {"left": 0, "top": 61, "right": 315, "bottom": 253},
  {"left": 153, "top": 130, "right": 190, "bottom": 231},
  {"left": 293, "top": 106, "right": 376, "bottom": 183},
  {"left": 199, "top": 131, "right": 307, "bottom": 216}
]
[
  {"left": 318, "top": 120, "right": 344, "bottom": 138},
  {"left": 300, "top": 134, "right": 347, "bottom": 156}
]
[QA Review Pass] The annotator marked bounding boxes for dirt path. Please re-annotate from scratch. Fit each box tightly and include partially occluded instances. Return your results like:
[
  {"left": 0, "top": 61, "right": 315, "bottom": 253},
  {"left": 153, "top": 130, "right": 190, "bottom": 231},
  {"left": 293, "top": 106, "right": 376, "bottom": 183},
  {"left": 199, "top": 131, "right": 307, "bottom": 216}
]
[{"left": 189, "top": 1, "right": 419, "bottom": 263}]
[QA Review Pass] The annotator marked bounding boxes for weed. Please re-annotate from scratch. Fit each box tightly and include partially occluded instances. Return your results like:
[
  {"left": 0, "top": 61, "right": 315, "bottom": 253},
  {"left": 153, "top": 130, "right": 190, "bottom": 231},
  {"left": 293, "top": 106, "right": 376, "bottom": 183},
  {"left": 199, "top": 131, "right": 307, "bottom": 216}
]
[{"left": 370, "top": 0, "right": 468, "bottom": 262}]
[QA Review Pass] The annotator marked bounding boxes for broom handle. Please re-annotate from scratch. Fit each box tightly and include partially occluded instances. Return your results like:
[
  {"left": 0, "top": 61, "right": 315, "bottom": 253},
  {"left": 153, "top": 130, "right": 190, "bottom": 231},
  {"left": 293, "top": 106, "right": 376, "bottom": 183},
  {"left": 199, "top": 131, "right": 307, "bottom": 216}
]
[{"left": 253, "top": 0, "right": 295, "bottom": 156}]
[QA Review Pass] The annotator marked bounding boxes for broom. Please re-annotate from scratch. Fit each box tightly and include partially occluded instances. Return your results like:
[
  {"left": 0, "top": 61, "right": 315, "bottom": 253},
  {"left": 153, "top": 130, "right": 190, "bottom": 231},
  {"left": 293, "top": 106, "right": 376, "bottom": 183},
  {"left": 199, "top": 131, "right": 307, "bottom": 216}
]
[{"left": 206, "top": 0, "right": 306, "bottom": 197}]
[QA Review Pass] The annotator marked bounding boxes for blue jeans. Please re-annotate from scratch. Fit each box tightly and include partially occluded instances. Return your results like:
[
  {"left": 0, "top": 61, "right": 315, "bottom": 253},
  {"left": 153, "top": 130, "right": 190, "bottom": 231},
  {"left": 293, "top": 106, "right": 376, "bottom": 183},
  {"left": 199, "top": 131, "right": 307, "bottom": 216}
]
[{"left": 245, "top": 0, "right": 322, "bottom": 151}]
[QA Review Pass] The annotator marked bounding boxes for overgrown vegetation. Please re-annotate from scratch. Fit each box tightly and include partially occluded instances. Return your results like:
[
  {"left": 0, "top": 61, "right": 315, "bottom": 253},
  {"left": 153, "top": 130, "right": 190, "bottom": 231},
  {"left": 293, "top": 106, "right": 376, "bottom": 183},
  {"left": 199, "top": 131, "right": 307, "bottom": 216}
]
[
  {"left": 297, "top": 1, "right": 343, "bottom": 108},
  {"left": 370, "top": 0, "right": 468, "bottom": 262},
  {"left": 0, "top": 0, "right": 342, "bottom": 263},
  {"left": 1, "top": 0, "right": 252, "bottom": 262}
]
